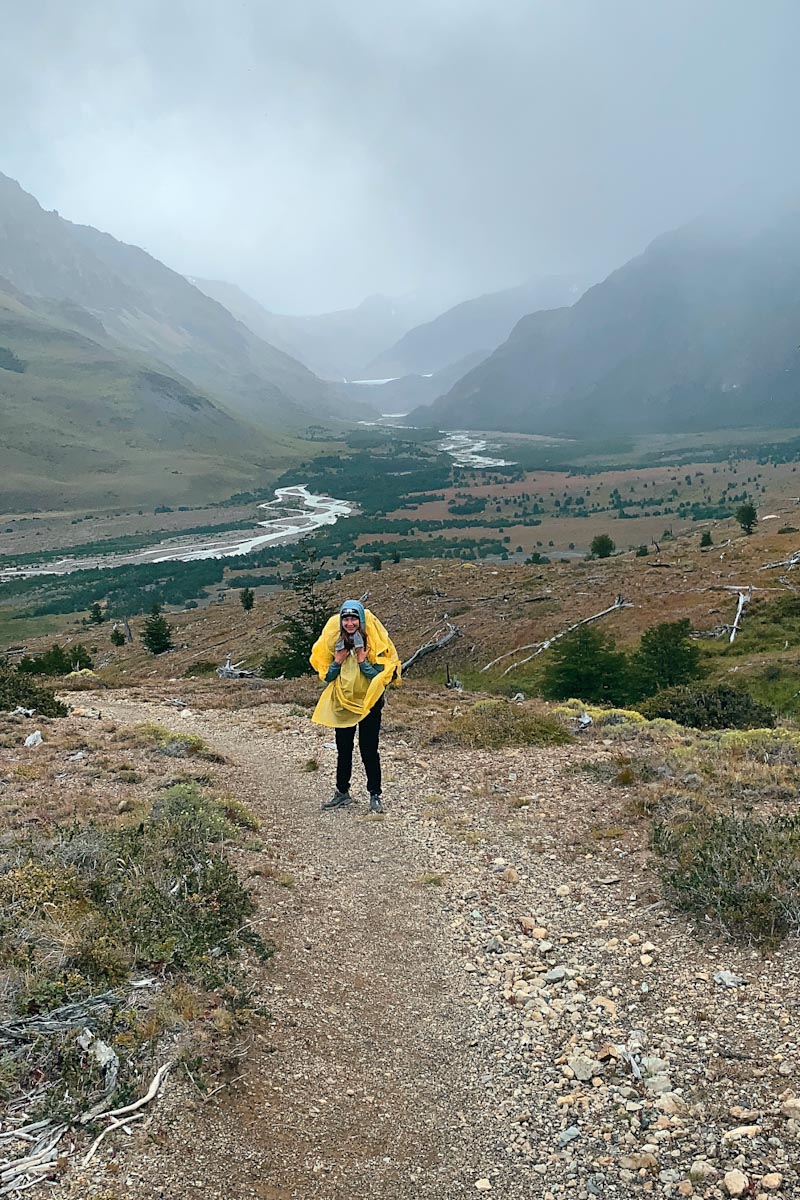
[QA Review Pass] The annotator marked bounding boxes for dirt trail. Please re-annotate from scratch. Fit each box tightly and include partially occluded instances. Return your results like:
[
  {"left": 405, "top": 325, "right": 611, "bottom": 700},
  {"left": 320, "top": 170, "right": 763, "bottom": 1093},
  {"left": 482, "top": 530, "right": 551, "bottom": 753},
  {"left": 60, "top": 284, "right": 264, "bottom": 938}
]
[{"left": 81, "top": 696, "right": 496, "bottom": 1200}]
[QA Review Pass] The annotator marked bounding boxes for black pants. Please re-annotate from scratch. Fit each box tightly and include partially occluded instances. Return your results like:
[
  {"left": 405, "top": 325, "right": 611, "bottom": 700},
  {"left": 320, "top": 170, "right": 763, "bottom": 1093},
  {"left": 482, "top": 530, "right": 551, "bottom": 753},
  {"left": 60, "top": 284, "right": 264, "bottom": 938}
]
[{"left": 335, "top": 697, "right": 384, "bottom": 796}]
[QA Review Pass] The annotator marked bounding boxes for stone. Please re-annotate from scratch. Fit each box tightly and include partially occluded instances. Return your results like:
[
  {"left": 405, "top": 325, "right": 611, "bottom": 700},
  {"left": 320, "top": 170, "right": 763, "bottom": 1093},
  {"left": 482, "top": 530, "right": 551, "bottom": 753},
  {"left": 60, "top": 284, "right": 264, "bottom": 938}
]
[
  {"left": 678, "top": 1183, "right": 693, "bottom": 1197},
  {"left": 689, "top": 1161, "right": 718, "bottom": 1183},
  {"left": 619, "top": 1152, "right": 658, "bottom": 1171},
  {"left": 558, "top": 1126, "right": 581, "bottom": 1147},
  {"left": 714, "top": 970, "right": 747, "bottom": 988},
  {"left": 759, "top": 1174, "right": 783, "bottom": 1190},
  {"left": 591, "top": 995, "right": 618, "bottom": 1018},
  {"left": 556, "top": 884, "right": 571, "bottom": 897},
  {"left": 475, "top": 1180, "right": 492, "bottom": 1192},
  {"left": 543, "top": 966, "right": 567, "bottom": 983},
  {"left": 503, "top": 867, "right": 519, "bottom": 884},
  {"left": 723, "top": 1170, "right": 749, "bottom": 1197},
  {"left": 644, "top": 1073, "right": 673, "bottom": 1095},
  {"left": 722, "top": 1124, "right": 761, "bottom": 1142},
  {"left": 568, "top": 1054, "right": 603, "bottom": 1082},
  {"left": 780, "top": 1097, "right": 800, "bottom": 1120},
  {"left": 23, "top": 731, "right": 43, "bottom": 747}
]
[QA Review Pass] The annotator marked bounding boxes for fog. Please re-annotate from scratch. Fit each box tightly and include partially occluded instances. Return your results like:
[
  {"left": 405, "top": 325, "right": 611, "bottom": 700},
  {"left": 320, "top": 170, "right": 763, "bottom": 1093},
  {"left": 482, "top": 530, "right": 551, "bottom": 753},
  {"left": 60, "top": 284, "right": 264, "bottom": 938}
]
[{"left": 2, "top": 0, "right": 799, "bottom": 313}]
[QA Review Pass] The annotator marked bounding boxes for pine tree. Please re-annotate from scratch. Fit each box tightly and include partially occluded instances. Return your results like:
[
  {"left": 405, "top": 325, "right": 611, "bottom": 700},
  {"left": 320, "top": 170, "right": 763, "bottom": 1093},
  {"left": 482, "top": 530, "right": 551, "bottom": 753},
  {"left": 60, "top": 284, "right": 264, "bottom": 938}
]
[
  {"left": 88, "top": 601, "right": 105, "bottom": 624},
  {"left": 240, "top": 587, "right": 255, "bottom": 612},
  {"left": 700, "top": 530, "right": 713, "bottom": 547},
  {"left": 540, "top": 626, "right": 628, "bottom": 704},
  {"left": 262, "top": 543, "right": 328, "bottom": 678},
  {"left": 110, "top": 627, "right": 126, "bottom": 647},
  {"left": 141, "top": 603, "right": 174, "bottom": 655},
  {"left": 736, "top": 502, "right": 758, "bottom": 535}
]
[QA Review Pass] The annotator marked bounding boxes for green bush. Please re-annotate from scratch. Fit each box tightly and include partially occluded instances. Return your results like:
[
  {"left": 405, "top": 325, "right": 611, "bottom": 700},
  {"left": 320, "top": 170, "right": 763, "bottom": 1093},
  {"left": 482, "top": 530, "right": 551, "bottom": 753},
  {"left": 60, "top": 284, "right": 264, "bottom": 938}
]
[
  {"left": 639, "top": 683, "right": 775, "bottom": 730},
  {"left": 18, "top": 643, "right": 92, "bottom": 676},
  {"left": 0, "top": 665, "right": 67, "bottom": 717},
  {"left": 653, "top": 809, "right": 800, "bottom": 945}
]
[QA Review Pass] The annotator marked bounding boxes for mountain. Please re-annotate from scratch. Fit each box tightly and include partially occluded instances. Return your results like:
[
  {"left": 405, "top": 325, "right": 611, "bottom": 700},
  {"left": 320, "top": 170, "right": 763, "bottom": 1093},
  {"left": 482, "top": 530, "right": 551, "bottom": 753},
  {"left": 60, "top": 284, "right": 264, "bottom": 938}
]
[
  {"left": 190, "top": 278, "right": 436, "bottom": 380},
  {"left": 413, "top": 207, "right": 800, "bottom": 435},
  {"left": 338, "top": 351, "right": 487, "bottom": 415},
  {"left": 0, "top": 275, "right": 296, "bottom": 509},
  {"left": 362, "top": 278, "right": 581, "bottom": 381},
  {"left": 0, "top": 172, "right": 351, "bottom": 431}
]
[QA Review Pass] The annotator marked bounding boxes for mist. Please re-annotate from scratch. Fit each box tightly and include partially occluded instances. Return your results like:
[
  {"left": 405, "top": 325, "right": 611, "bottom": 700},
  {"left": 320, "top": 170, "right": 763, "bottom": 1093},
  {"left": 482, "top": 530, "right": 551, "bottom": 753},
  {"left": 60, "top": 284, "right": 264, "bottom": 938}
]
[{"left": 2, "top": 0, "right": 799, "bottom": 313}]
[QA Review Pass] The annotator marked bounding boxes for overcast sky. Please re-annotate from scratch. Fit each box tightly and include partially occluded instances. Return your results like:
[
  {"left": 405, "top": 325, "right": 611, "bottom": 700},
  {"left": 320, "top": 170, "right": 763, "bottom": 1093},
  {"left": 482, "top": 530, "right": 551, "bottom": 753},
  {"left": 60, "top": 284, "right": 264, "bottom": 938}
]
[{"left": 2, "top": 0, "right": 799, "bottom": 313}]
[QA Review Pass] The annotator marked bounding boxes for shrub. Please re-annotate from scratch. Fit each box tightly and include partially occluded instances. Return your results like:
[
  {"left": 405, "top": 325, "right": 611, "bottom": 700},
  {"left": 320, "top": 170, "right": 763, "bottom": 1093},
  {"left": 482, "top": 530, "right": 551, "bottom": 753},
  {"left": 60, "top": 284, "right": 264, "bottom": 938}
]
[
  {"left": 0, "top": 665, "right": 67, "bottom": 717},
  {"left": 639, "top": 683, "right": 775, "bottom": 730},
  {"left": 590, "top": 533, "right": 615, "bottom": 558},
  {"left": 431, "top": 699, "right": 571, "bottom": 750},
  {"left": 635, "top": 544, "right": 648, "bottom": 557},
  {"left": 700, "top": 530, "right": 713, "bottom": 547},
  {"left": 653, "top": 809, "right": 800, "bottom": 945},
  {"left": 18, "top": 643, "right": 92, "bottom": 676}
]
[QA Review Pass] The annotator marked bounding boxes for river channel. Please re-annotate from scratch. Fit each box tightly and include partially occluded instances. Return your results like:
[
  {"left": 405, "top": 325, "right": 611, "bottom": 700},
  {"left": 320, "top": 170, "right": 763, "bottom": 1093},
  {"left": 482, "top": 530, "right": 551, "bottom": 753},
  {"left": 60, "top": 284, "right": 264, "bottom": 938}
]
[{"left": 3, "top": 432, "right": 512, "bottom": 580}]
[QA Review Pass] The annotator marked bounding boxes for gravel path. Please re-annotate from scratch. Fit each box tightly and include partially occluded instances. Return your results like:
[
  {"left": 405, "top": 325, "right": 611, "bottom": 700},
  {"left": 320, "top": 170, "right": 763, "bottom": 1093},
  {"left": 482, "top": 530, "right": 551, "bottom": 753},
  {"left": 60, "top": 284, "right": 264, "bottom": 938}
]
[{"left": 66, "top": 694, "right": 800, "bottom": 1200}]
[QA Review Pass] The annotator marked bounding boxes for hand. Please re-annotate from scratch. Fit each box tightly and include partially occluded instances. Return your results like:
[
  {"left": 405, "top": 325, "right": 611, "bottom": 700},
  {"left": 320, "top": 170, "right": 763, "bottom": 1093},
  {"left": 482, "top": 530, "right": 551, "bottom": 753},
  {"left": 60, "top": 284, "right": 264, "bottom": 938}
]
[
  {"left": 356, "top": 646, "right": 367, "bottom": 664},
  {"left": 334, "top": 647, "right": 349, "bottom": 664}
]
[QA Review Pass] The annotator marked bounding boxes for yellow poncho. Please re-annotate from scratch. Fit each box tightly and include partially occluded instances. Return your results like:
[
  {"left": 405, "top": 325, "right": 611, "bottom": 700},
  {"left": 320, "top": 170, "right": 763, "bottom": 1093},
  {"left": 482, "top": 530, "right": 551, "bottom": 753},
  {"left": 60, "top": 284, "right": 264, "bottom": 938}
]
[{"left": 310, "top": 610, "right": 401, "bottom": 728}]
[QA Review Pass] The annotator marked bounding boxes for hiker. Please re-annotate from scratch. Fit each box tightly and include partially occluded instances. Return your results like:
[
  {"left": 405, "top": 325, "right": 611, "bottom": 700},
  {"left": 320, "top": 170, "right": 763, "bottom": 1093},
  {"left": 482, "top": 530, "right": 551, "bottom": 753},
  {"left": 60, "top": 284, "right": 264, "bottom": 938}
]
[{"left": 310, "top": 599, "right": 401, "bottom": 813}]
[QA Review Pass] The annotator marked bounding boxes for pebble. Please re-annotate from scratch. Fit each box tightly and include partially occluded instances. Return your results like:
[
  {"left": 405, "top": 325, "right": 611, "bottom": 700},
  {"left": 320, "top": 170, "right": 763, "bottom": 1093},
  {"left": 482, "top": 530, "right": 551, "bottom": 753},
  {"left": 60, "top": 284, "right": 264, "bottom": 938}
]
[
  {"left": 723, "top": 1169, "right": 749, "bottom": 1197},
  {"left": 474, "top": 1179, "right": 492, "bottom": 1191}
]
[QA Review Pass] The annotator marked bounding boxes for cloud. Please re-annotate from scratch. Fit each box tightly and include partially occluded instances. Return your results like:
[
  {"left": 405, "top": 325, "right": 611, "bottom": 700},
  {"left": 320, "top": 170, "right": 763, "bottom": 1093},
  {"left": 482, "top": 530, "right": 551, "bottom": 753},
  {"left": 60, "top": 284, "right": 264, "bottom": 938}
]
[{"left": 2, "top": 0, "right": 799, "bottom": 311}]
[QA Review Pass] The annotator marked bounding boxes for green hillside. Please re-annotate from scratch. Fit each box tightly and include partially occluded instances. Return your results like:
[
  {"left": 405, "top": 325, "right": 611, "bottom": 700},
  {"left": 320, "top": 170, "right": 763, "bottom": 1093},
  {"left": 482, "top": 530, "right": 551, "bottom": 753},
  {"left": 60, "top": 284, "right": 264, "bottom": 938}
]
[{"left": 0, "top": 280, "right": 300, "bottom": 510}]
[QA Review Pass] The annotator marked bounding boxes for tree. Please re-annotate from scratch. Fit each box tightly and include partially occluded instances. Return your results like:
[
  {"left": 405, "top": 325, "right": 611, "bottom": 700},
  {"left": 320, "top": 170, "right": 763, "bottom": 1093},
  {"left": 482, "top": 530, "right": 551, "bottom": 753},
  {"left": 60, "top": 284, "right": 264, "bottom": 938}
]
[
  {"left": 736, "top": 502, "right": 758, "bottom": 535},
  {"left": 88, "top": 601, "right": 105, "bottom": 625},
  {"left": 262, "top": 542, "right": 328, "bottom": 678},
  {"left": 110, "top": 627, "right": 126, "bottom": 647},
  {"left": 540, "top": 626, "right": 628, "bottom": 704},
  {"left": 240, "top": 587, "right": 255, "bottom": 612},
  {"left": 700, "top": 530, "right": 713, "bottom": 548},
  {"left": 590, "top": 533, "right": 615, "bottom": 559},
  {"left": 628, "top": 619, "right": 702, "bottom": 700},
  {"left": 141, "top": 603, "right": 174, "bottom": 655},
  {"left": 371, "top": 554, "right": 382, "bottom": 572}
]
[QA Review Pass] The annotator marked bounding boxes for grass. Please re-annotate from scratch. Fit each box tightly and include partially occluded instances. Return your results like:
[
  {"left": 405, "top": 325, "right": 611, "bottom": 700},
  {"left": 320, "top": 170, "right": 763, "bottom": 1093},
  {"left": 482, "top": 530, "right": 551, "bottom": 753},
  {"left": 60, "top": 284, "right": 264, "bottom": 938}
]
[
  {"left": 429, "top": 698, "right": 572, "bottom": 750},
  {"left": 126, "top": 722, "right": 225, "bottom": 761},
  {"left": 652, "top": 807, "right": 800, "bottom": 946},
  {"left": 0, "top": 783, "right": 269, "bottom": 1121}
]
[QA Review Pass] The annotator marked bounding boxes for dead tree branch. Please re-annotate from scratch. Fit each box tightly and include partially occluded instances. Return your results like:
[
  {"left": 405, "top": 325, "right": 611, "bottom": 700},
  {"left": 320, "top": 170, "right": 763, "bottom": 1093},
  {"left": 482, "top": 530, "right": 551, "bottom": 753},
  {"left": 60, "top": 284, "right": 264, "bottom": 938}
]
[
  {"left": 482, "top": 596, "right": 632, "bottom": 675},
  {"left": 729, "top": 587, "right": 752, "bottom": 644},
  {"left": 402, "top": 622, "right": 460, "bottom": 673}
]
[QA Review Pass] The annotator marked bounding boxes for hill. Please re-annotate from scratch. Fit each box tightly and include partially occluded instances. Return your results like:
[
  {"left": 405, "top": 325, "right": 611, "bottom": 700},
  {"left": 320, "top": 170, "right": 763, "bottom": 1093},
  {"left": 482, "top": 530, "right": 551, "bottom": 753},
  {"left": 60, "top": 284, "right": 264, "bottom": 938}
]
[
  {"left": 191, "top": 278, "right": 435, "bottom": 380},
  {"left": 0, "top": 172, "right": 350, "bottom": 431},
  {"left": 363, "top": 277, "right": 581, "bottom": 380},
  {"left": 0, "top": 276, "right": 297, "bottom": 509},
  {"left": 415, "top": 206, "right": 800, "bottom": 434}
]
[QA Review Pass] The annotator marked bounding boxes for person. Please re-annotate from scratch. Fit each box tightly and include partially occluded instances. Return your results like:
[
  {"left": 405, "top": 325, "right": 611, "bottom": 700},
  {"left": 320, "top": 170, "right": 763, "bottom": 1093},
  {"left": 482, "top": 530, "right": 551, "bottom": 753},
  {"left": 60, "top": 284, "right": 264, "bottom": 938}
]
[{"left": 310, "top": 600, "right": 401, "bottom": 813}]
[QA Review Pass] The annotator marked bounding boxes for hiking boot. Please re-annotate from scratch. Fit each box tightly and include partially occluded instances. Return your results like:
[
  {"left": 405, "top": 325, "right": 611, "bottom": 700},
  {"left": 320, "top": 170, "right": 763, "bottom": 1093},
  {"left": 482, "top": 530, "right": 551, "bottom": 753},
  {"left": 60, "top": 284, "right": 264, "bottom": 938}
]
[
  {"left": 321, "top": 789, "right": 352, "bottom": 810},
  {"left": 369, "top": 793, "right": 384, "bottom": 814}
]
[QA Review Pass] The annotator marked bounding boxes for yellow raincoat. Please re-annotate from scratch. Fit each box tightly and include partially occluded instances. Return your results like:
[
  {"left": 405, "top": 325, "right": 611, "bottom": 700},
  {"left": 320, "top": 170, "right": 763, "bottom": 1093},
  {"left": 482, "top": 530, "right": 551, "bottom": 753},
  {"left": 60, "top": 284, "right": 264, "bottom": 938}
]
[{"left": 310, "top": 609, "right": 401, "bottom": 728}]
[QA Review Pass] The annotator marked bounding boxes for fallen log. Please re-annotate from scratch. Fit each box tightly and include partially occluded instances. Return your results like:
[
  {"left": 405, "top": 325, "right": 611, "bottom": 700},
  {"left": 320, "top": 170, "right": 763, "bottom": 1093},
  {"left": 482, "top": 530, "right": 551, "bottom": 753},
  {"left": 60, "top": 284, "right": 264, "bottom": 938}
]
[{"left": 482, "top": 596, "right": 632, "bottom": 675}]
